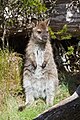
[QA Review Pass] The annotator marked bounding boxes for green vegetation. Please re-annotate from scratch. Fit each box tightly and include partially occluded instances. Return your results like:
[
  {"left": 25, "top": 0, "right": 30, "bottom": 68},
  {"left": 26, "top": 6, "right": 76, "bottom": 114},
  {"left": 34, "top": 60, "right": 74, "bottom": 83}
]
[
  {"left": 67, "top": 46, "right": 74, "bottom": 56},
  {"left": 0, "top": 49, "right": 23, "bottom": 113},
  {"left": 22, "top": 0, "right": 47, "bottom": 14},
  {"left": 1, "top": 0, "right": 47, "bottom": 29},
  {"left": 48, "top": 27, "right": 56, "bottom": 39},
  {"left": 49, "top": 25, "right": 72, "bottom": 40},
  {"left": 0, "top": 48, "right": 70, "bottom": 120}
]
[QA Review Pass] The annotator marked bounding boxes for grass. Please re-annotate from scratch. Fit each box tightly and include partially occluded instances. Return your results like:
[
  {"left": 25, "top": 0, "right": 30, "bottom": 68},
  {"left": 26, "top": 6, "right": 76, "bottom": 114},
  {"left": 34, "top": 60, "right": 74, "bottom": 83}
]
[
  {"left": 0, "top": 84, "right": 69, "bottom": 120},
  {"left": 0, "top": 96, "right": 48, "bottom": 120},
  {"left": 0, "top": 48, "right": 70, "bottom": 120},
  {"left": 0, "top": 49, "right": 23, "bottom": 110}
]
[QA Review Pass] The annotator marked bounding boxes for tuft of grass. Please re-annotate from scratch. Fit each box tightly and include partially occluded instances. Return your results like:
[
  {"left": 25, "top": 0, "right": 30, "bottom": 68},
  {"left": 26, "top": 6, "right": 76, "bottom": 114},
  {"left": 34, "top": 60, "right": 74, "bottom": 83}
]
[
  {"left": 0, "top": 95, "right": 20, "bottom": 120},
  {"left": 0, "top": 49, "right": 23, "bottom": 110},
  {"left": 54, "top": 83, "right": 70, "bottom": 104}
]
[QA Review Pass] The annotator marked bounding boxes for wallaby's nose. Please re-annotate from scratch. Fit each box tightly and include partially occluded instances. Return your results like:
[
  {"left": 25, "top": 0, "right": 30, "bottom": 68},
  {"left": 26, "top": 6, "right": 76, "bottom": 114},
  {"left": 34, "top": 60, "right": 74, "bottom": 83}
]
[{"left": 42, "top": 35, "right": 48, "bottom": 40}]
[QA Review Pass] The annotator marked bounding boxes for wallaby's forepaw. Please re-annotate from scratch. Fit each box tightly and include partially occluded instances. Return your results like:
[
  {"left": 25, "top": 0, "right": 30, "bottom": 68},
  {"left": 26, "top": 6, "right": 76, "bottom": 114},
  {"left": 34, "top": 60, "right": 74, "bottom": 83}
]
[
  {"left": 32, "top": 61, "right": 37, "bottom": 69},
  {"left": 42, "top": 61, "right": 47, "bottom": 68}
]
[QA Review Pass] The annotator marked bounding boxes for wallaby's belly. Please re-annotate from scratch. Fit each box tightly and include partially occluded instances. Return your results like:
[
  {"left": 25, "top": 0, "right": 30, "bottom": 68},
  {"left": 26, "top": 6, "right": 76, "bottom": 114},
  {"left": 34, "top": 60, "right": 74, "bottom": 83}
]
[{"left": 34, "top": 45, "right": 44, "bottom": 79}]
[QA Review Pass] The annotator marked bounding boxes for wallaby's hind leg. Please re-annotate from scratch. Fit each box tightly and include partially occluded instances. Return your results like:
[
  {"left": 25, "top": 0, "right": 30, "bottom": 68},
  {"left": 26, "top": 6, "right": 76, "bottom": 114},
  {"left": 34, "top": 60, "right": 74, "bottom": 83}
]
[
  {"left": 23, "top": 76, "right": 34, "bottom": 105},
  {"left": 46, "top": 77, "right": 58, "bottom": 106},
  {"left": 25, "top": 89, "right": 34, "bottom": 106},
  {"left": 18, "top": 87, "right": 34, "bottom": 111}
]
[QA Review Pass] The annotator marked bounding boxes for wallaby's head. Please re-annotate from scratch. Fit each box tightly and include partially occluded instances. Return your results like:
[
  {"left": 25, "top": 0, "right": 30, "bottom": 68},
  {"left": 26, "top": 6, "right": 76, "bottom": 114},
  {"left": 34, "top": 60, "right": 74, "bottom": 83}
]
[{"left": 32, "top": 19, "right": 49, "bottom": 44}]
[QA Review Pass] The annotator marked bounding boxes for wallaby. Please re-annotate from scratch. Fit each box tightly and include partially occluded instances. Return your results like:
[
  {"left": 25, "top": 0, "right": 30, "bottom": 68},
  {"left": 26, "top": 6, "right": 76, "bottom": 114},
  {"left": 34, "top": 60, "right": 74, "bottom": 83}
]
[{"left": 23, "top": 19, "right": 59, "bottom": 106}]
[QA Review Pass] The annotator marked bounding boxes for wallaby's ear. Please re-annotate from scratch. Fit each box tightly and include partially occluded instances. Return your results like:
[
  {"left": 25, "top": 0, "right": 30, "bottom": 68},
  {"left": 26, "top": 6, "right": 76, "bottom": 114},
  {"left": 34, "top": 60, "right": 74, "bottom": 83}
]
[
  {"left": 31, "top": 18, "right": 38, "bottom": 28},
  {"left": 44, "top": 19, "right": 50, "bottom": 26}
]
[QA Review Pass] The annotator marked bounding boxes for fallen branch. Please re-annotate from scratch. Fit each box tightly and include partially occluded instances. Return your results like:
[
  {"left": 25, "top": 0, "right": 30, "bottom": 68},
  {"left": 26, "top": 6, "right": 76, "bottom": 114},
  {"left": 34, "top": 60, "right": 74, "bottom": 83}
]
[{"left": 34, "top": 85, "right": 80, "bottom": 120}]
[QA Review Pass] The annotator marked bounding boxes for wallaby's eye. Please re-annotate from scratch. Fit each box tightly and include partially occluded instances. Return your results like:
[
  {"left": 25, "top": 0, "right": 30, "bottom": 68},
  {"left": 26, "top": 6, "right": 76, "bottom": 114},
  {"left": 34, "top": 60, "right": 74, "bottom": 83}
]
[
  {"left": 37, "top": 29, "right": 42, "bottom": 34},
  {"left": 46, "top": 29, "right": 48, "bottom": 33}
]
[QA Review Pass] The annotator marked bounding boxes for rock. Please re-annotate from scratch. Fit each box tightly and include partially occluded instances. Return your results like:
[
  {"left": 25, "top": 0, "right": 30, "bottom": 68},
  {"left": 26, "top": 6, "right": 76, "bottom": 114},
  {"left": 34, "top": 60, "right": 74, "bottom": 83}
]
[{"left": 45, "top": 0, "right": 80, "bottom": 37}]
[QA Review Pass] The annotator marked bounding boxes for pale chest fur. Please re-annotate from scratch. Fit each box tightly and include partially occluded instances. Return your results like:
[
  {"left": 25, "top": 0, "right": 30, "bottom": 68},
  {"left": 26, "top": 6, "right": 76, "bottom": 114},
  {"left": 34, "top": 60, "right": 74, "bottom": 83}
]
[{"left": 33, "top": 44, "right": 45, "bottom": 79}]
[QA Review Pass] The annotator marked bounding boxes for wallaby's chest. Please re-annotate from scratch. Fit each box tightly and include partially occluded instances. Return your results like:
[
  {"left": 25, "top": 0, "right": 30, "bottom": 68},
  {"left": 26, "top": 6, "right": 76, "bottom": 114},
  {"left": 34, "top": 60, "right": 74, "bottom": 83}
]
[
  {"left": 34, "top": 45, "right": 44, "bottom": 66},
  {"left": 34, "top": 45, "right": 45, "bottom": 78}
]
